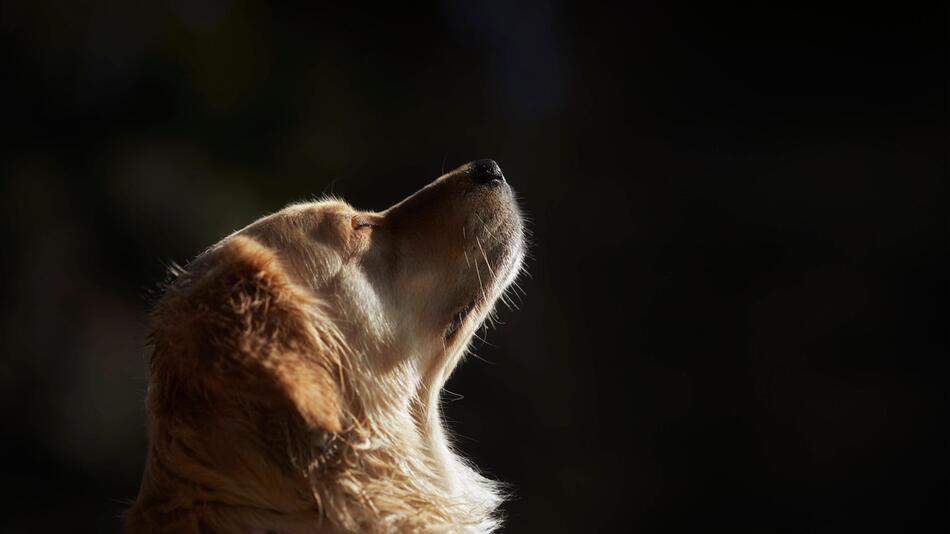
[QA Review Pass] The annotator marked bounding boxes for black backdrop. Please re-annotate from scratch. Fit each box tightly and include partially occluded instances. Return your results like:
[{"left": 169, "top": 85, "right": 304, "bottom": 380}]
[{"left": 1, "top": 2, "right": 946, "bottom": 532}]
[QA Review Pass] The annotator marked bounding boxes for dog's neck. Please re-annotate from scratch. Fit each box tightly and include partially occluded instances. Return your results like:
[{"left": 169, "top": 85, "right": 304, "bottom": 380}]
[
  {"left": 283, "top": 353, "right": 504, "bottom": 532},
  {"left": 128, "top": 371, "right": 500, "bottom": 533}
]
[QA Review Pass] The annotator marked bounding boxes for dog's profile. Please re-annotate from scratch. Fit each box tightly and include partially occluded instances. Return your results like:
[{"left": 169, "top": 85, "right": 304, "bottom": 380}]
[{"left": 125, "top": 160, "right": 525, "bottom": 533}]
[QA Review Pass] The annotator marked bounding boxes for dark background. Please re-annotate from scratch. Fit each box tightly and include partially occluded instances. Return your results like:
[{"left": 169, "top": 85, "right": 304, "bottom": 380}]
[{"left": 1, "top": 1, "right": 946, "bottom": 532}]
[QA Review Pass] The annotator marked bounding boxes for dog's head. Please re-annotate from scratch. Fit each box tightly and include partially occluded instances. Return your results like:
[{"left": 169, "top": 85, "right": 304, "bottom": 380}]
[{"left": 147, "top": 159, "right": 525, "bottom": 438}]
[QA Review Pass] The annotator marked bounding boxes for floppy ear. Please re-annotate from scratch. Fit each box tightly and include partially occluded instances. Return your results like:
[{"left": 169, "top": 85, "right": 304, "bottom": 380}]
[{"left": 148, "top": 235, "right": 344, "bottom": 433}]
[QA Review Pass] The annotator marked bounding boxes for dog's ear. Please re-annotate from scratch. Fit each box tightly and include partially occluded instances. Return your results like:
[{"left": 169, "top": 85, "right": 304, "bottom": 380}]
[{"left": 149, "top": 235, "right": 344, "bottom": 433}]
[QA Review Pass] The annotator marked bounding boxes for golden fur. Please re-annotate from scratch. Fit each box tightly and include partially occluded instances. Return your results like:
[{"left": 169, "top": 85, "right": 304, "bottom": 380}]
[{"left": 126, "top": 162, "right": 525, "bottom": 533}]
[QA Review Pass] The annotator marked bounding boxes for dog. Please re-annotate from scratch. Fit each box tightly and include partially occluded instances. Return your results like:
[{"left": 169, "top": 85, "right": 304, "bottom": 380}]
[{"left": 125, "top": 160, "right": 526, "bottom": 533}]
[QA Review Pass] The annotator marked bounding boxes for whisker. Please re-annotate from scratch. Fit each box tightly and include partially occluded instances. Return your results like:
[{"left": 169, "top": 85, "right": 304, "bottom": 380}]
[
  {"left": 472, "top": 251, "right": 485, "bottom": 303},
  {"left": 475, "top": 236, "right": 497, "bottom": 284},
  {"left": 442, "top": 387, "right": 465, "bottom": 402},
  {"left": 471, "top": 330, "right": 498, "bottom": 348},
  {"left": 474, "top": 212, "right": 500, "bottom": 243},
  {"left": 466, "top": 345, "right": 497, "bottom": 365}
]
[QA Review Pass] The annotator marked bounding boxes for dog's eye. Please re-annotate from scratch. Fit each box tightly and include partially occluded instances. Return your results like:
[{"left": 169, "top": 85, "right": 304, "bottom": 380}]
[
  {"left": 351, "top": 214, "right": 381, "bottom": 230},
  {"left": 351, "top": 216, "right": 373, "bottom": 230}
]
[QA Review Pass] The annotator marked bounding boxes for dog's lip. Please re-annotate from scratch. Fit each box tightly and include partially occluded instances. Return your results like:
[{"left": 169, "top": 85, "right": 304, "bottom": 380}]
[{"left": 444, "top": 298, "right": 481, "bottom": 342}]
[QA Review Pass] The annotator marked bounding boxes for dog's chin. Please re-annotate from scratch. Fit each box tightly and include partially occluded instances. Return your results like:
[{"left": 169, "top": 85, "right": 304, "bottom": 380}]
[{"left": 442, "top": 238, "right": 525, "bottom": 350}]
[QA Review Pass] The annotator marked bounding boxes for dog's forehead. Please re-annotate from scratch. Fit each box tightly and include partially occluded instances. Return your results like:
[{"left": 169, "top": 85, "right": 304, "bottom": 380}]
[
  {"left": 214, "top": 200, "right": 356, "bottom": 291},
  {"left": 237, "top": 200, "right": 350, "bottom": 246},
  {"left": 283, "top": 199, "right": 352, "bottom": 216}
]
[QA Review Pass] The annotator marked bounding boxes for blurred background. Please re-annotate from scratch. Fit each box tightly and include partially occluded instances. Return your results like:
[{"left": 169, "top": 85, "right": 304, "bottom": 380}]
[{"left": 0, "top": 1, "right": 946, "bottom": 532}]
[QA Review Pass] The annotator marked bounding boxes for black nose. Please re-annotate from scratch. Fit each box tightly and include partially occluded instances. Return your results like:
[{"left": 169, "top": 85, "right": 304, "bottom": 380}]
[{"left": 469, "top": 159, "right": 505, "bottom": 185}]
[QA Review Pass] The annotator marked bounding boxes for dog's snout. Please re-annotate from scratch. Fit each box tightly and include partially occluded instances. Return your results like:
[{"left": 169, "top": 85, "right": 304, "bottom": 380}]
[{"left": 469, "top": 159, "right": 505, "bottom": 185}]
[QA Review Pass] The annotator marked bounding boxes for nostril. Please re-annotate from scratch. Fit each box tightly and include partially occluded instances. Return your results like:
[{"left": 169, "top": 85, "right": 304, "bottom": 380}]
[{"left": 469, "top": 159, "right": 505, "bottom": 185}]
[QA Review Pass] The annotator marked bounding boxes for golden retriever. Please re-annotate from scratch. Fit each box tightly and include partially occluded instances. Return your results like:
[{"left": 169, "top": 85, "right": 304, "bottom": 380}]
[{"left": 125, "top": 160, "right": 525, "bottom": 533}]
